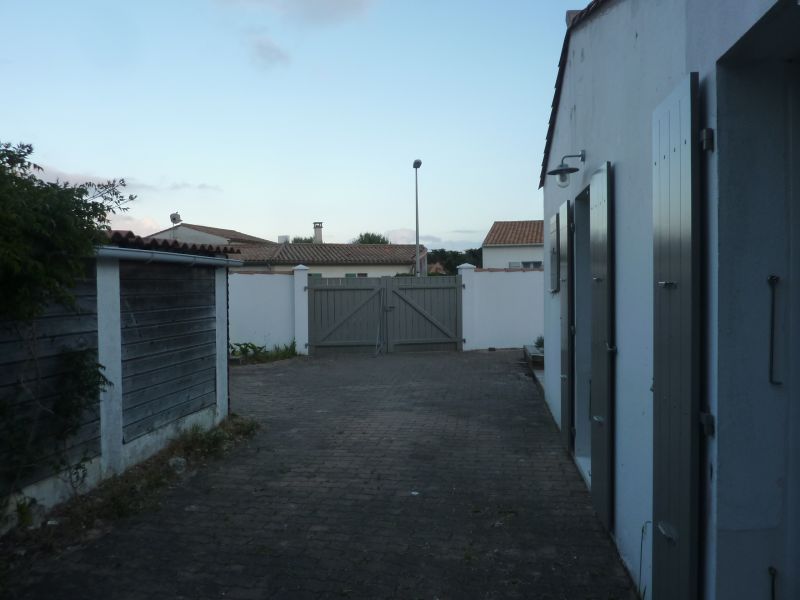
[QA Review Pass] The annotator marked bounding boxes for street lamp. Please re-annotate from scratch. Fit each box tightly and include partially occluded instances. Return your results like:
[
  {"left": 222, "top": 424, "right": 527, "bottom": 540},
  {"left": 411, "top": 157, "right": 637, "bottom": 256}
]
[{"left": 413, "top": 159, "right": 422, "bottom": 277}]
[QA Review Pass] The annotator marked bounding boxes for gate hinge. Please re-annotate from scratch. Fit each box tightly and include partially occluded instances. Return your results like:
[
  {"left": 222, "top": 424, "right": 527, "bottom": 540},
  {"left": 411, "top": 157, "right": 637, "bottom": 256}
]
[
  {"left": 700, "top": 128, "right": 715, "bottom": 152},
  {"left": 304, "top": 286, "right": 308, "bottom": 291},
  {"left": 699, "top": 411, "right": 715, "bottom": 437},
  {"left": 462, "top": 283, "right": 466, "bottom": 289}
]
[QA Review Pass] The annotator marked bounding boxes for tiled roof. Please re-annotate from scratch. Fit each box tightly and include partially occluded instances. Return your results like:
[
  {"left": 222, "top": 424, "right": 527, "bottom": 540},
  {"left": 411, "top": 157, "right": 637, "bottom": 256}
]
[
  {"left": 105, "top": 230, "right": 240, "bottom": 256},
  {"left": 147, "top": 223, "right": 274, "bottom": 244},
  {"left": 539, "top": 0, "right": 612, "bottom": 188},
  {"left": 482, "top": 221, "right": 544, "bottom": 246},
  {"left": 235, "top": 243, "right": 426, "bottom": 266}
]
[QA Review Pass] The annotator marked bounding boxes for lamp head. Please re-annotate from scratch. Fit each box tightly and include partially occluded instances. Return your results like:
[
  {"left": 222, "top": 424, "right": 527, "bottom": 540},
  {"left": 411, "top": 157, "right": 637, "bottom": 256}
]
[
  {"left": 413, "top": 159, "right": 422, "bottom": 169},
  {"left": 546, "top": 150, "right": 585, "bottom": 188}
]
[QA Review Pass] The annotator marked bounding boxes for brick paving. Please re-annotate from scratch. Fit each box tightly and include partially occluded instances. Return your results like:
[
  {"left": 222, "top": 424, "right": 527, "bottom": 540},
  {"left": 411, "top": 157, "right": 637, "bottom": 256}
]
[{"left": 7, "top": 351, "right": 636, "bottom": 599}]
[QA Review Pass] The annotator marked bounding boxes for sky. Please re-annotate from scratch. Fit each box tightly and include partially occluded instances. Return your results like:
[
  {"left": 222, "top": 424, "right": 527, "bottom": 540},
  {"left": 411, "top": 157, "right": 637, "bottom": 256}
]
[{"left": 1, "top": 0, "right": 578, "bottom": 250}]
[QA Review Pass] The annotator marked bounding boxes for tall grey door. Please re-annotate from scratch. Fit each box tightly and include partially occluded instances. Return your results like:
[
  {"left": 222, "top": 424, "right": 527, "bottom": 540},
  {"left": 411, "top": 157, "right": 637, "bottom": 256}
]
[
  {"left": 559, "top": 201, "right": 574, "bottom": 451},
  {"left": 652, "top": 72, "right": 700, "bottom": 600},
  {"left": 589, "top": 162, "right": 615, "bottom": 531}
]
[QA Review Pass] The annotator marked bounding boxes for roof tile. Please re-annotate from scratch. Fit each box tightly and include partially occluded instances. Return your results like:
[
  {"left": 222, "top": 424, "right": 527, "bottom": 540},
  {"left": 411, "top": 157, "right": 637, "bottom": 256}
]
[
  {"left": 234, "top": 243, "right": 426, "bottom": 266},
  {"left": 482, "top": 221, "right": 544, "bottom": 246}
]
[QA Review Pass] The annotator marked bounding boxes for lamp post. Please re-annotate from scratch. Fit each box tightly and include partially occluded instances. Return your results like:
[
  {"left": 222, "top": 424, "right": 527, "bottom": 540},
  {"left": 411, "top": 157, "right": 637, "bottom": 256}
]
[{"left": 413, "top": 159, "right": 422, "bottom": 277}]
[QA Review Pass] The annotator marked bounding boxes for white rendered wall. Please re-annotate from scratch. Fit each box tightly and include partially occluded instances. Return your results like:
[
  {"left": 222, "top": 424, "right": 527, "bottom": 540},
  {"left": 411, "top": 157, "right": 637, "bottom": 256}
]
[
  {"left": 153, "top": 225, "right": 230, "bottom": 246},
  {"left": 234, "top": 264, "right": 413, "bottom": 278},
  {"left": 542, "top": 1, "right": 688, "bottom": 592},
  {"left": 460, "top": 266, "right": 543, "bottom": 351},
  {"left": 482, "top": 245, "right": 544, "bottom": 269},
  {"left": 229, "top": 272, "right": 295, "bottom": 348}
]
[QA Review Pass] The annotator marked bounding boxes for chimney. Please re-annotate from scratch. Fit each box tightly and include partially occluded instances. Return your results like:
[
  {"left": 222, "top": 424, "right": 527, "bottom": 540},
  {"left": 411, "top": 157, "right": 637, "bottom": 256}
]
[
  {"left": 313, "top": 222, "right": 323, "bottom": 244},
  {"left": 566, "top": 9, "right": 581, "bottom": 27}
]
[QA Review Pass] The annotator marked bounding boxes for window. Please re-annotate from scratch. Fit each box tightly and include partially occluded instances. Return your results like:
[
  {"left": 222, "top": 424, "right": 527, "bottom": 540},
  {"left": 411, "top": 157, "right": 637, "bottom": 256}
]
[
  {"left": 309, "top": 273, "right": 322, "bottom": 278},
  {"left": 345, "top": 273, "right": 356, "bottom": 278},
  {"left": 357, "top": 273, "right": 368, "bottom": 278},
  {"left": 522, "top": 261, "right": 543, "bottom": 269},
  {"left": 508, "top": 261, "right": 522, "bottom": 268}
]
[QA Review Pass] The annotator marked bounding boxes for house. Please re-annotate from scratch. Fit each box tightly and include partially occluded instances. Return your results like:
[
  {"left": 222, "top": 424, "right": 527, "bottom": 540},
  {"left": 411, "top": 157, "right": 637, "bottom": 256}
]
[
  {"left": 481, "top": 220, "right": 544, "bottom": 269},
  {"left": 234, "top": 241, "right": 427, "bottom": 277},
  {"left": 540, "top": 2, "right": 798, "bottom": 599},
  {"left": 146, "top": 223, "right": 274, "bottom": 246}
]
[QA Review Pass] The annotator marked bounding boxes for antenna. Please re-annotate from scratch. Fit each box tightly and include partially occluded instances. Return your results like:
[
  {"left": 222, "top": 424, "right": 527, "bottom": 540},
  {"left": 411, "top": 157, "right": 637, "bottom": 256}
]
[{"left": 169, "top": 212, "right": 182, "bottom": 240}]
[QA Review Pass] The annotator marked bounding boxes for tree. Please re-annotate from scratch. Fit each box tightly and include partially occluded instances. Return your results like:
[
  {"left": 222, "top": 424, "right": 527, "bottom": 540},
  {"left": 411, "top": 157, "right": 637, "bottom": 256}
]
[
  {"left": 426, "top": 248, "right": 483, "bottom": 274},
  {"left": 291, "top": 236, "right": 313, "bottom": 243},
  {"left": 0, "top": 142, "right": 134, "bottom": 320},
  {"left": 353, "top": 232, "right": 389, "bottom": 244}
]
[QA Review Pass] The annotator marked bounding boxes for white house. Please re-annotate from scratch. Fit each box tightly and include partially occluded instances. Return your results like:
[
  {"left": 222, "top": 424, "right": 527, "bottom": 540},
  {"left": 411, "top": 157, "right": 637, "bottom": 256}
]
[
  {"left": 541, "top": 2, "right": 798, "bottom": 599},
  {"left": 146, "top": 223, "right": 274, "bottom": 246},
  {"left": 481, "top": 220, "right": 544, "bottom": 269}
]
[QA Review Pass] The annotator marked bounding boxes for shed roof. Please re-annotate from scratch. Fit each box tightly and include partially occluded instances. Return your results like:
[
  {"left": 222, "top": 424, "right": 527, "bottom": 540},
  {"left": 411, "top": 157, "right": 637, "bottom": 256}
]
[
  {"left": 235, "top": 243, "right": 426, "bottom": 266},
  {"left": 482, "top": 221, "right": 544, "bottom": 246},
  {"left": 539, "top": 0, "right": 613, "bottom": 188}
]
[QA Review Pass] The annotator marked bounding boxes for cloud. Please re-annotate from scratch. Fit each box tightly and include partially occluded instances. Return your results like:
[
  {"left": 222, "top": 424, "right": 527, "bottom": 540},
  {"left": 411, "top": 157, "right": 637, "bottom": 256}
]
[
  {"left": 227, "top": 0, "right": 373, "bottom": 25},
  {"left": 167, "top": 182, "right": 223, "bottom": 192},
  {"left": 109, "top": 214, "right": 162, "bottom": 236},
  {"left": 385, "top": 228, "right": 416, "bottom": 244},
  {"left": 251, "top": 34, "right": 290, "bottom": 67},
  {"left": 38, "top": 166, "right": 219, "bottom": 195}
]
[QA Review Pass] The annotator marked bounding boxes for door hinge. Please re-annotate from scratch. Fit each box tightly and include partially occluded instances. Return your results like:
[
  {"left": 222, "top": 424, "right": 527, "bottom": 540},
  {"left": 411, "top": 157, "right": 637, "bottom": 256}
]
[
  {"left": 700, "top": 127, "right": 715, "bottom": 152},
  {"left": 606, "top": 342, "right": 617, "bottom": 354},
  {"left": 699, "top": 411, "right": 715, "bottom": 437}
]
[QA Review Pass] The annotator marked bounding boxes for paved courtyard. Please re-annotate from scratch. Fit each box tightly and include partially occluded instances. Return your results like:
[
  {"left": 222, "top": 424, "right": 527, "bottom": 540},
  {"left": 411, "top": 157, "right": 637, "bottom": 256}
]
[{"left": 8, "top": 351, "right": 635, "bottom": 599}]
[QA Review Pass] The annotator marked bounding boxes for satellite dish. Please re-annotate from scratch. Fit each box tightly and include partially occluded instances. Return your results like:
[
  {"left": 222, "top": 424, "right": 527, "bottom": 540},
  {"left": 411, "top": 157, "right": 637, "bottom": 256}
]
[{"left": 170, "top": 212, "right": 182, "bottom": 225}]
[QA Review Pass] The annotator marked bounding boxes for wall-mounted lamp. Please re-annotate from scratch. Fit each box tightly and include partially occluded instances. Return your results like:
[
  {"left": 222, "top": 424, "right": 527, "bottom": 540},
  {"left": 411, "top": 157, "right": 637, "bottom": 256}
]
[{"left": 547, "top": 150, "right": 586, "bottom": 188}]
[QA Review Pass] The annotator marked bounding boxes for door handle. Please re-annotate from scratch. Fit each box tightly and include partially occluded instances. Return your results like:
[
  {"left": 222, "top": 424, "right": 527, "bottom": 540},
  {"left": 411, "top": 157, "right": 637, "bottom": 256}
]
[
  {"left": 592, "top": 276, "right": 603, "bottom": 282},
  {"left": 592, "top": 415, "right": 604, "bottom": 424}
]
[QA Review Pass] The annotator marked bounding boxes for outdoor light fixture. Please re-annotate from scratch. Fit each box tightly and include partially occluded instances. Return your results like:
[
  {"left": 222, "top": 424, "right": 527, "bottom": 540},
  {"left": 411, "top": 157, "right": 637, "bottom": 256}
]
[{"left": 547, "top": 150, "right": 586, "bottom": 188}]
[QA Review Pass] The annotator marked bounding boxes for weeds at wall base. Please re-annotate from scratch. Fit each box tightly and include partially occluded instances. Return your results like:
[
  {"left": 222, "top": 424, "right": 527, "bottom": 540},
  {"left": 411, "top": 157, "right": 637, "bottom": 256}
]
[{"left": 0, "top": 414, "right": 259, "bottom": 589}]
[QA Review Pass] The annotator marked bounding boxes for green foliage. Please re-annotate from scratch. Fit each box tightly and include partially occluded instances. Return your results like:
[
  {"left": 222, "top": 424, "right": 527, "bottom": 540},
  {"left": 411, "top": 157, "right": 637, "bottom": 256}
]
[
  {"left": 291, "top": 236, "right": 313, "bottom": 243},
  {"left": 353, "top": 232, "right": 389, "bottom": 244},
  {"left": 427, "top": 248, "right": 483, "bottom": 274},
  {"left": 0, "top": 142, "right": 134, "bottom": 321},
  {"left": 0, "top": 349, "right": 108, "bottom": 491},
  {"left": 534, "top": 335, "right": 544, "bottom": 350},
  {"left": 229, "top": 340, "right": 297, "bottom": 363}
]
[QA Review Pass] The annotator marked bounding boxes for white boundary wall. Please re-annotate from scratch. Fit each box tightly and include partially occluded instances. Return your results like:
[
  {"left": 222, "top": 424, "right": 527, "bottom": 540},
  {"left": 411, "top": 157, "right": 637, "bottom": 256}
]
[
  {"left": 228, "top": 266, "right": 309, "bottom": 354},
  {"left": 459, "top": 264, "right": 543, "bottom": 351},
  {"left": 230, "top": 266, "right": 541, "bottom": 355}
]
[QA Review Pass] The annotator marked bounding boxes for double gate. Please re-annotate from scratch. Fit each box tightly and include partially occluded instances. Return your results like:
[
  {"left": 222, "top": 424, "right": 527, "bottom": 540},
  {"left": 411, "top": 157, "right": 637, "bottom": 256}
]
[{"left": 308, "top": 276, "right": 462, "bottom": 354}]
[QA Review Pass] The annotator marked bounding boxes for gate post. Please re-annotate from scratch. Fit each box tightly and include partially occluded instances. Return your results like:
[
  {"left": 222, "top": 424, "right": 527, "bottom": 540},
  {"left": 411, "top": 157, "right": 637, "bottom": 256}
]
[
  {"left": 458, "top": 263, "right": 476, "bottom": 351},
  {"left": 293, "top": 265, "right": 309, "bottom": 355}
]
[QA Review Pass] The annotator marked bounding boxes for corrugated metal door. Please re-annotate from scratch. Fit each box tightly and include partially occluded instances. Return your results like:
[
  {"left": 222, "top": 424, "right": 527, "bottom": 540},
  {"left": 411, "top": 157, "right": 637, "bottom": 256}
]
[
  {"left": 589, "top": 162, "right": 615, "bottom": 531},
  {"left": 652, "top": 72, "right": 700, "bottom": 600},
  {"left": 559, "top": 201, "right": 574, "bottom": 451}
]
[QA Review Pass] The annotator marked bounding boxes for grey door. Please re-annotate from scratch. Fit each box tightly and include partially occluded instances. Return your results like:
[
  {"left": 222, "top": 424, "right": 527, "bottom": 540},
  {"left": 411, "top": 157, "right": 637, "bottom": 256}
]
[
  {"left": 652, "top": 72, "right": 700, "bottom": 600},
  {"left": 589, "top": 162, "right": 615, "bottom": 531},
  {"left": 384, "top": 277, "right": 462, "bottom": 352},
  {"left": 559, "top": 201, "right": 574, "bottom": 451},
  {"left": 307, "top": 277, "right": 384, "bottom": 353},
  {"left": 307, "top": 276, "right": 461, "bottom": 354}
]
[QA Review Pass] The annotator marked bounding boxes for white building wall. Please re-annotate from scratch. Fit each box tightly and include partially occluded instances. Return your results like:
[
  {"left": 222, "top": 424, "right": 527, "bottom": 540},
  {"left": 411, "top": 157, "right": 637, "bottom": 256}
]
[
  {"left": 482, "top": 245, "right": 544, "bottom": 269},
  {"left": 542, "top": 1, "right": 688, "bottom": 593},
  {"left": 234, "top": 264, "right": 413, "bottom": 278},
  {"left": 229, "top": 272, "right": 295, "bottom": 348},
  {"left": 153, "top": 225, "right": 230, "bottom": 246},
  {"left": 459, "top": 266, "right": 543, "bottom": 351}
]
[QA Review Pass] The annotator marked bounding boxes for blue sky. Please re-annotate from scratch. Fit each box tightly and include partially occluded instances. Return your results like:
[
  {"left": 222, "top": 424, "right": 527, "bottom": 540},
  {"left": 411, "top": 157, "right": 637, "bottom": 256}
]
[{"left": 1, "top": 0, "right": 577, "bottom": 249}]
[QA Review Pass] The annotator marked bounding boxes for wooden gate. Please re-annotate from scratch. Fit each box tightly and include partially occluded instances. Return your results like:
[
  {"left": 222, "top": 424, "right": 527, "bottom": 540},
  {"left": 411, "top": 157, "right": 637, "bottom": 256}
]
[{"left": 308, "top": 276, "right": 462, "bottom": 354}]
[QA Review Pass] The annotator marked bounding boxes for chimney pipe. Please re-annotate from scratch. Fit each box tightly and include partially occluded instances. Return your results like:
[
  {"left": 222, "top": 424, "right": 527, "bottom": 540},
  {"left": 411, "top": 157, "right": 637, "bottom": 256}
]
[{"left": 313, "top": 222, "right": 323, "bottom": 244}]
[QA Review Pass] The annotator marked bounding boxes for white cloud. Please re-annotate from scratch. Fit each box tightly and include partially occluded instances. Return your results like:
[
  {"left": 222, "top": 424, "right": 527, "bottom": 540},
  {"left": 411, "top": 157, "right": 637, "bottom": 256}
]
[
  {"left": 109, "top": 214, "right": 162, "bottom": 236},
  {"left": 226, "top": 0, "right": 373, "bottom": 25}
]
